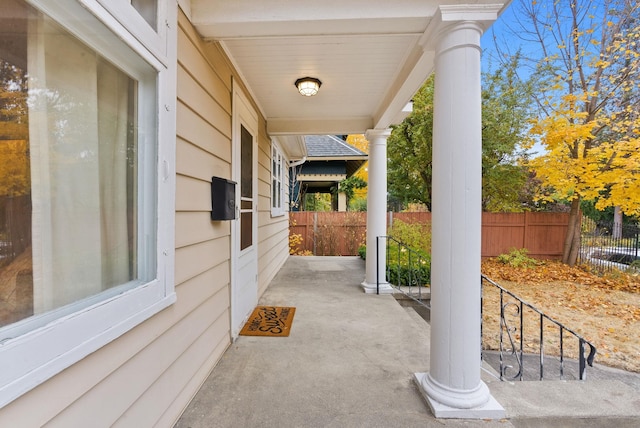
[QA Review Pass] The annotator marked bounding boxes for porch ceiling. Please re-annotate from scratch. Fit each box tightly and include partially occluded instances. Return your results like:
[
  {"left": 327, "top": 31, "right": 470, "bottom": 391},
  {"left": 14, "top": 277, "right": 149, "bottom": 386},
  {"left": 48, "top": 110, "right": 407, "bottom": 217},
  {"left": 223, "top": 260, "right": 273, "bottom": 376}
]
[{"left": 189, "top": 0, "right": 509, "bottom": 153}]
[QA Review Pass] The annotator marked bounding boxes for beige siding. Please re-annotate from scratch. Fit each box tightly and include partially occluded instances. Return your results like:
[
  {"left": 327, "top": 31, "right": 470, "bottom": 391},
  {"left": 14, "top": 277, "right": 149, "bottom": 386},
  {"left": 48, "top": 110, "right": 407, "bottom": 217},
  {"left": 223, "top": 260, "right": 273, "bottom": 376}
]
[
  {"left": 0, "top": 7, "right": 291, "bottom": 426},
  {"left": 257, "top": 125, "right": 290, "bottom": 296}
]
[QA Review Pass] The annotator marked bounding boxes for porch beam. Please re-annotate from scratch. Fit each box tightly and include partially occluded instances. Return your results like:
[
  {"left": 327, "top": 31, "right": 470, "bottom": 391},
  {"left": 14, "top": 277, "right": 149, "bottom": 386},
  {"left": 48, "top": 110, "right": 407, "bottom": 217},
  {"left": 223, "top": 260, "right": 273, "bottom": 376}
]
[
  {"left": 267, "top": 117, "right": 373, "bottom": 136},
  {"left": 413, "top": 8, "right": 505, "bottom": 419},
  {"left": 361, "top": 128, "right": 393, "bottom": 294}
]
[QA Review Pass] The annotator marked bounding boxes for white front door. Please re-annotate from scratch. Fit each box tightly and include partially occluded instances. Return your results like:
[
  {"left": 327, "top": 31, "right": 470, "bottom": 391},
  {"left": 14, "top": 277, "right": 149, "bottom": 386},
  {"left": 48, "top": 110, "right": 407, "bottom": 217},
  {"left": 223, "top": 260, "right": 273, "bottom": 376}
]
[{"left": 231, "top": 86, "right": 258, "bottom": 338}]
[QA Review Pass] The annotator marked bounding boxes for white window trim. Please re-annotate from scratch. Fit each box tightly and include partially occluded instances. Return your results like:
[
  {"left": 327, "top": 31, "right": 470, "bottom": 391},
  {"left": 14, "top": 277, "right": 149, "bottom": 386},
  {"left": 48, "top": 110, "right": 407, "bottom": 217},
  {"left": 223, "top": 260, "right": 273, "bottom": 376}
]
[
  {"left": 271, "top": 141, "right": 287, "bottom": 217},
  {"left": 95, "top": 0, "right": 169, "bottom": 64},
  {"left": 0, "top": 0, "right": 177, "bottom": 407}
]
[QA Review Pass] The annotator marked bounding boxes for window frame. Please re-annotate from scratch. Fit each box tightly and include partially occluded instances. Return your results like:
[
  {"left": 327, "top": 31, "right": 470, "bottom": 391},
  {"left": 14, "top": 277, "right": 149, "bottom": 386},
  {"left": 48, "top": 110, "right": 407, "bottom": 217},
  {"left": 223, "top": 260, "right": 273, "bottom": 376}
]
[
  {"left": 0, "top": 0, "right": 176, "bottom": 407},
  {"left": 96, "top": 0, "right": 167, "bottom": 61},
  {"left": 270, "top": 141, "right": 286, "bottom": 217}
]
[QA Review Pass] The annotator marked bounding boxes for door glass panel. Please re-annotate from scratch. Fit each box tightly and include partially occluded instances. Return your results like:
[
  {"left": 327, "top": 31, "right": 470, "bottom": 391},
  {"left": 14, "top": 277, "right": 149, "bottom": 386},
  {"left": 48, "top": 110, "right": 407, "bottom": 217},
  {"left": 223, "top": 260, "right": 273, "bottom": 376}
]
[
  {"left": 240, "top": 124, "right": 253, "bottom": 251},
  {"left": 240, "top": 125, "right": 252, "bottom": 198},
  {"left": 240, "top": 212, "right": 252, "bottom": 251}
]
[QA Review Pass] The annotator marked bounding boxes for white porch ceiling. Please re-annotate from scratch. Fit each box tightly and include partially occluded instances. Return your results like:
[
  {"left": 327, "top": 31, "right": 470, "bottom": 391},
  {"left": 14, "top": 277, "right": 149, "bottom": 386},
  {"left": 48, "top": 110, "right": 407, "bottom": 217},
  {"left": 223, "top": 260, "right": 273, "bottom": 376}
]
[{"left": 187, "top": 0, "right": 510, "bottom": 156}]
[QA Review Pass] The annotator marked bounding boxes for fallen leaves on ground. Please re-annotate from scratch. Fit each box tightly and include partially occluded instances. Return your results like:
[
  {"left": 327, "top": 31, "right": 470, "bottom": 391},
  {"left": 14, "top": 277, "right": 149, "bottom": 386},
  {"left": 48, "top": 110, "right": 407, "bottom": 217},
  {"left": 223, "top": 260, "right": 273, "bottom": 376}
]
[{"left": 481, "top": 259, "right": 640, "bottom": 373}]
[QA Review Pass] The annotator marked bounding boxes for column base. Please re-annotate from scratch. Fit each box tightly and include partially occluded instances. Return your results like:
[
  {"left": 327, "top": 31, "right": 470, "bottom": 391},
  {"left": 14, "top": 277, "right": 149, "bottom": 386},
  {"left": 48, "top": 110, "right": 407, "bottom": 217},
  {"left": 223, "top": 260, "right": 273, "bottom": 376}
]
[
  {"left": 413, "top": 373, "right": 505, "bottom": 419},
  {"left": 360, "top": 280, "right": 394, "bottom": 294}
]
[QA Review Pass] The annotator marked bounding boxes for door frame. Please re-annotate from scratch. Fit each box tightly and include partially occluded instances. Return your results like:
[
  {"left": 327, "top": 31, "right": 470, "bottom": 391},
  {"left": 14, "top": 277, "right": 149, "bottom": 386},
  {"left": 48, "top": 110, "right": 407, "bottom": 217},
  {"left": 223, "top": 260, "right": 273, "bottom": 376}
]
[{"left": 230, "top": 83, "right": 259, "bottom": 338}]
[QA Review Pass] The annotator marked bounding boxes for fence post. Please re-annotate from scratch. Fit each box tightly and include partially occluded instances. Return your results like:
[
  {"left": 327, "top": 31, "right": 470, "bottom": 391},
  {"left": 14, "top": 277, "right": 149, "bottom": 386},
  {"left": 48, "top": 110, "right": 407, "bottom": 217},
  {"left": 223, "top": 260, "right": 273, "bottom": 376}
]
[
  {"left": 523, "top": 211, "right": 529, "bottom": 250},
  {"left": 313, "top": 212, "right": 318, "bottom": 255}
]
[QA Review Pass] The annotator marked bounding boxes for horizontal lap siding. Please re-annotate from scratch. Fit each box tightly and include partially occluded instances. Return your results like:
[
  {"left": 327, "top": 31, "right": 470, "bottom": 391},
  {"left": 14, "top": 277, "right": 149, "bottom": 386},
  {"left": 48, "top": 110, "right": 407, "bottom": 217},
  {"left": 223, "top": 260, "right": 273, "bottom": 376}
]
[
  {"left": 0, "top": 8, "right": 290, "bottom": 426},
  {"left": 256, "top": 124, "right": 289, "bottom": 297},
  {"left": 128, "top": 10, "right": 236, "bottom": 425},
  {"left": 58, "top": 10, "right": 236, "bottom": 426},
  {"left": 0, "top": 10, "right": 236, "bottom": 426}
]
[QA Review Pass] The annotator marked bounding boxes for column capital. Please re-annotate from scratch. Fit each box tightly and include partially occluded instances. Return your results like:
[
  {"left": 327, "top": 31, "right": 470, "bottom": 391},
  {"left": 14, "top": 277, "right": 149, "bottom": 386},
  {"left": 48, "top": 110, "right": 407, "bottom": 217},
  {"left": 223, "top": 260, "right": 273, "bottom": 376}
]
[
  {"left": 438, "top": 4, "right": 503, "bottom": 27},
  {"left": 421, "top": 3, "right": 503, "bottom": 51},
  {"left": 364, "top": 128, "right": 391, "bottom": 142}
]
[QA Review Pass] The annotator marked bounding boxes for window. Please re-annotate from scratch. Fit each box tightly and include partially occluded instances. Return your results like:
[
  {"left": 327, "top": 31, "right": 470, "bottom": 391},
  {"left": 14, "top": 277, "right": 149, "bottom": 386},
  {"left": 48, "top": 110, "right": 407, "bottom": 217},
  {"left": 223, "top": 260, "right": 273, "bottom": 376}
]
[
  {"left": 271, "top": 143, "right": 286, "bottom": 216},
  {"left": 131, "top": 0, "right": 157, "bottom": 29},
  {"left": 95, "top": 0, "right": 166, "bottom": 59},
  {"left": 0, "top": 0, "right": 176, "bottom": 407}
]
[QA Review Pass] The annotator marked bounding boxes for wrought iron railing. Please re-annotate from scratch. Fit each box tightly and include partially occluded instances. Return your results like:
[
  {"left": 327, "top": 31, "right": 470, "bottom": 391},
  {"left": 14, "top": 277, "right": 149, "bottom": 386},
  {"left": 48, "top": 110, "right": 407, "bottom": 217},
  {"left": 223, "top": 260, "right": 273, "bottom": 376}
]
[
  {"left": 579, "top": 216, "right": 640, "bottom": 274},
  {"left": 375, "top": 236, "right": 430, "bottom": 305},
  {"left": 481, "top": 275, "right": 597, "bottom": 381}
]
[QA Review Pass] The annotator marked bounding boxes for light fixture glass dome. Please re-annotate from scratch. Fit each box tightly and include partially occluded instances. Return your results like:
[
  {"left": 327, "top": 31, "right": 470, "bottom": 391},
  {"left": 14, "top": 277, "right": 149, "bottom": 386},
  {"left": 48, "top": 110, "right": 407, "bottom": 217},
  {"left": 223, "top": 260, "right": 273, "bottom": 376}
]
[{"left": 295, "top": 77, "right": 322, "bottom": 96}]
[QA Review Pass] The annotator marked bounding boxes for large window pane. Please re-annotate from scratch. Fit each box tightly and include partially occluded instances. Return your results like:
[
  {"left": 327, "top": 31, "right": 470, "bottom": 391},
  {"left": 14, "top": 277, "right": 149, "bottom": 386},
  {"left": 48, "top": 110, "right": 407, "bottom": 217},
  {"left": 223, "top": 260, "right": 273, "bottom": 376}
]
[{"left": 0, "top": 0, "right": 147, "bottom": 332}]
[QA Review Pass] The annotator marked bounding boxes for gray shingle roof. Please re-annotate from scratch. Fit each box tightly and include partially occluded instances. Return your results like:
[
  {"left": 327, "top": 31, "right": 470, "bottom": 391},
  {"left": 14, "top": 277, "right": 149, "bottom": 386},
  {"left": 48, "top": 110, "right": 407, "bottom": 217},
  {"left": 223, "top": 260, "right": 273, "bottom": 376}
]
[{"left": 304, "top": 135, "right": 367, "bottom": 158}]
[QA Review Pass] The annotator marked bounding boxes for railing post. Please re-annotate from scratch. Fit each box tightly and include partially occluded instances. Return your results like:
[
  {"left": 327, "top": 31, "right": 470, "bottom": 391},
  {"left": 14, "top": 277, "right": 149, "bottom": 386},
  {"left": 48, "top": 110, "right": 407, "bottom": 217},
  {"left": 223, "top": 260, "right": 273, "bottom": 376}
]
[
  {"left": 519, "top": 301, "right": 524, "bottom": 381},
  {"left": 559, "top": 329, "right": 565, "bottom": 380},
  {"left": 539, "top": 314, "right": 544, "bottom": 381},
  {"left": 480, "top": 277, "right": 483, "bottom": 363},
  {"left": 376, "top": 236, "right": 380, "bottom": 295},
  {"left": 579, "top": 339, "right": 586, "bottom": 380}
]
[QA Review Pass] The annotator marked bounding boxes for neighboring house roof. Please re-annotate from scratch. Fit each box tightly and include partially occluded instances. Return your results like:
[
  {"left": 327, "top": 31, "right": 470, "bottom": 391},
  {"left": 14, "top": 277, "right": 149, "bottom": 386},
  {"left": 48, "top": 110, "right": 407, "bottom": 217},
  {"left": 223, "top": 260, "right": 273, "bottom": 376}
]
[
  {"left": 298, "top": 135, "right": 367, "bottom": 180},
  {"left": 293, "top": 136, "right": 367, "bottom": 194},
  {"left": 304, "top": 135, "right": 368, "bottom": 159}
]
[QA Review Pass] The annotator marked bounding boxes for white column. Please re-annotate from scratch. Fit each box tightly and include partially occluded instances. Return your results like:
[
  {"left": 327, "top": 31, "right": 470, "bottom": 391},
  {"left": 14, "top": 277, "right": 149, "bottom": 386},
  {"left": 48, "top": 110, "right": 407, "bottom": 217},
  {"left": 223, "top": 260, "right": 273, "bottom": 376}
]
[
  {"left": 338, "top": 192, "right": 347, "bottom": 212},
  {"left": 361, "top": 129, "right": 393, "bottom": 294},
  {"left": 414, "top": 20, "right": 504, "bottom": 418}
]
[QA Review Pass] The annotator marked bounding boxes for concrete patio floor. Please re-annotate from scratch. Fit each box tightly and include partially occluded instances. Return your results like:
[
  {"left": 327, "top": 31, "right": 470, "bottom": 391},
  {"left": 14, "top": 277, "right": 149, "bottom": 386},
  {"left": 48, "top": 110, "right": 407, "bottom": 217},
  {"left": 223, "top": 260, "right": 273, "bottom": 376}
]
[{"left": 175, "top": 256, "right": 640, "bottom": 428}]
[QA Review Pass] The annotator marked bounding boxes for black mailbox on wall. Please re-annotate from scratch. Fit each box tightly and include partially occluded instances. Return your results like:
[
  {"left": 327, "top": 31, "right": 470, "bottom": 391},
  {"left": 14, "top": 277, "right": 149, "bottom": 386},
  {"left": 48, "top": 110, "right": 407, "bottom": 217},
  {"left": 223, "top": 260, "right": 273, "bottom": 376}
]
[{"left": 211, "top": 177, "right": 236, "bottom": 221}]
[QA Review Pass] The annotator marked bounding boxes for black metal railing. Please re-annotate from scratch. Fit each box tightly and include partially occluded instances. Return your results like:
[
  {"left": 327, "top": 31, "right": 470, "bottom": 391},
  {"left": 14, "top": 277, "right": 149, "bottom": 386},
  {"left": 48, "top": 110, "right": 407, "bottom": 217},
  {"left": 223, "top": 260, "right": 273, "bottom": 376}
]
[
  {"left": 481, "top": 275, "right": 597, "bottom": 381},
  {"left": 579, "top": 216, "right": 640, "bottom": 273},
  {"left": 376, "top": 236, "right": 430, "bottom": 306}
]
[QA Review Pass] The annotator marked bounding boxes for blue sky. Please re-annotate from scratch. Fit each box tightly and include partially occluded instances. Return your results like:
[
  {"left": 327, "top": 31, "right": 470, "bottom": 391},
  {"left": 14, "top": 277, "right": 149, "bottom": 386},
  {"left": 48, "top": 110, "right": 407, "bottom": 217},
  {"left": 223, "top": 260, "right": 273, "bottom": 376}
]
[{"left": 481, "top": 1, "right": 522, "bottom": 73}]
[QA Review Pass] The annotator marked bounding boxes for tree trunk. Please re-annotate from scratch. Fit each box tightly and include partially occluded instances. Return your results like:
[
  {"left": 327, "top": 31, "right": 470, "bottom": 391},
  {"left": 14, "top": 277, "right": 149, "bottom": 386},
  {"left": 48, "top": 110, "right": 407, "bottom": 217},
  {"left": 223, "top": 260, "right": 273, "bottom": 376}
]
[
  {"left": 562, "top": 198, "right": 582, "bottom": 266},
  {"left": 613, "top": 206, "right": 623, "bottom": 239}
]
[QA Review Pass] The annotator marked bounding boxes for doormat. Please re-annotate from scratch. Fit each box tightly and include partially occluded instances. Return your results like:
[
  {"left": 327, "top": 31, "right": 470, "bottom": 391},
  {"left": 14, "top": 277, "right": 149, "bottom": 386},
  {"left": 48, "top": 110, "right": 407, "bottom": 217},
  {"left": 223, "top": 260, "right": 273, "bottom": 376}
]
[{"left": 239, "top": 306, "right": 296, "bottom": 337}]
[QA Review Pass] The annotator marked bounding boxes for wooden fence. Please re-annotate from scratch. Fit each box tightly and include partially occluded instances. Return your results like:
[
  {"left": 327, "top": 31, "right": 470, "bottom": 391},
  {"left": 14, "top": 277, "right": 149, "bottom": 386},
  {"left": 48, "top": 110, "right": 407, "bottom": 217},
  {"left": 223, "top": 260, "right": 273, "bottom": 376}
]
[{"left": 289, "top": 211, "right": 569, "bottom": 259}]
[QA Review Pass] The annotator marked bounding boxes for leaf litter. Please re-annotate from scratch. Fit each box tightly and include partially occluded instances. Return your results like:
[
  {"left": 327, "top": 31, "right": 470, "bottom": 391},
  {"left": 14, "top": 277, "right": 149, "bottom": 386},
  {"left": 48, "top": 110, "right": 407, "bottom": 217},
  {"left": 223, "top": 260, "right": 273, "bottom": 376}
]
[{"left": 481, "top": 259, "right": 640, "bottom": 373}]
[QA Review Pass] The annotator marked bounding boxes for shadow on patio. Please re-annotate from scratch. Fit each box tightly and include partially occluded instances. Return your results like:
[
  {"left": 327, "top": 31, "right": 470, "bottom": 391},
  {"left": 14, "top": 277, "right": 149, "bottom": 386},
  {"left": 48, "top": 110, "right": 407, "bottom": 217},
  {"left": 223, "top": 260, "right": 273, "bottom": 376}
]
[{"left": 175, "top": 256, "right": 640, "bottom": 428}]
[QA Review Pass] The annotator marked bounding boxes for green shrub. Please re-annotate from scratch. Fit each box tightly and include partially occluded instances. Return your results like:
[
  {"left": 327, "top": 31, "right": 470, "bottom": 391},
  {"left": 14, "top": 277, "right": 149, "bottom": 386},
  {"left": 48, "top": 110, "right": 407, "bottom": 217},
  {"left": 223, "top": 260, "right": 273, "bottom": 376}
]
[
  {"left": 387, "top": 255, "right": 430, "bottom": 286},
  {"left": 358, "top": 244, "right": 366, "bottom": 260},
  {"left": 384, "top": 220, "right": 432, "bottom": 286},
  {"left": 496, "top": 248, "right": 540, "bottom": 268},
  {"left": 388, "top": 219, "right": 431, "bottom": 254},
  {"left": 357, "top": 220, "right": 432, "bottom": 285}
]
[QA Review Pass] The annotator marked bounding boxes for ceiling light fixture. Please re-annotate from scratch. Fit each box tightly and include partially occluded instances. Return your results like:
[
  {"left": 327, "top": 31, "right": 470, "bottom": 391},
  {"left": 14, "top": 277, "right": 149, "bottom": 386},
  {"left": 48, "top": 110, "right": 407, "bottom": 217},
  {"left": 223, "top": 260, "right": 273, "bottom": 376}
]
[{"left": 295, "top": 77, "right": 322, "bottom": 96}]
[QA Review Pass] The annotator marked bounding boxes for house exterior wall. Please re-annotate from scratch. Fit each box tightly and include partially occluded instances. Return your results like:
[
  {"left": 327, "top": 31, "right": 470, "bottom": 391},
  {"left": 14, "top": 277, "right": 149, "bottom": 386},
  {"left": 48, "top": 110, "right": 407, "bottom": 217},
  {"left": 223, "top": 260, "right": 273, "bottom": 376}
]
[
  {"left": 257, "top": 126, "right": 290, "bottom": 296},
  {"left": 0, "top": 7, "right": 289, "bottom": 426}
]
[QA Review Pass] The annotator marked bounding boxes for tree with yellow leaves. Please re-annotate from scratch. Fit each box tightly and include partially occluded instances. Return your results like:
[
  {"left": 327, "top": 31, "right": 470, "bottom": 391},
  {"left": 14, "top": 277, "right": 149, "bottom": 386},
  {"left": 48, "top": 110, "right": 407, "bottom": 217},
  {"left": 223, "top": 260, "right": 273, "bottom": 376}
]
[
  {"left": 344, "top": 134, "right": 369, "bottom": 210},
  {"left": 1, "top": 59, "right": 29, "bottom": 197},
  {"left": 509, "top": 0, "right": 640, "bottom": 265}
]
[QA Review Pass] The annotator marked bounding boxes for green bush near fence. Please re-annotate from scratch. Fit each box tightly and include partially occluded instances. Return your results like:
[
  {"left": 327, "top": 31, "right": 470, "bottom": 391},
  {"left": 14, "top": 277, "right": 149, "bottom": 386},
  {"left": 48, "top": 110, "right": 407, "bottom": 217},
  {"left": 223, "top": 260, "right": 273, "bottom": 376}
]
[
  {"left": 389, "top": 219, "right": 431, "bottom": 254},
  {"left": 496, "top": 248, "right": 540, "bottom": 268},
  {"left": 386, "top": 252, "right": 431, "bottom": 286},
  {"left": 358, "top": 244, "right": 366, "bottom": 260},
  {"left": 359, "top": 219, "right": 432, "bottom": 286}
]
